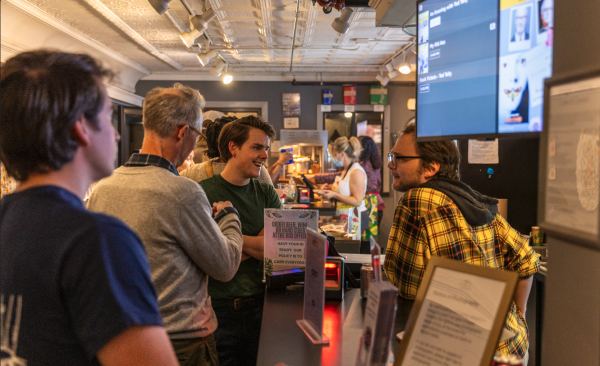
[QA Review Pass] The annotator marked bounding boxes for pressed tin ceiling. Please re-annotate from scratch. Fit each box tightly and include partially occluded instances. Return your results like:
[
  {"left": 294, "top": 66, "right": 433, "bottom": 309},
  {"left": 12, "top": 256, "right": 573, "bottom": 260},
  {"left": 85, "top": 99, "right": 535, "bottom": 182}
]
[{"left": 12, "top": 0, "right": 417, "bottom": 80}]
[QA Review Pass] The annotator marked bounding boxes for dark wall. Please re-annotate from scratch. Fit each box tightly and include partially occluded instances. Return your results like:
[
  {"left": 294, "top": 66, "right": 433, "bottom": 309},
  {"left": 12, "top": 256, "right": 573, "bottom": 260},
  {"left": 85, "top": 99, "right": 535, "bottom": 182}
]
[
  {"left": 541, "top": 1, "right": 600, "bottom": 365},
  {"left": 136, "top": 81, "right": 381, "bottom": 135},
  {"left": 458, "top": 138, "right": 539, "bottom": 234}
]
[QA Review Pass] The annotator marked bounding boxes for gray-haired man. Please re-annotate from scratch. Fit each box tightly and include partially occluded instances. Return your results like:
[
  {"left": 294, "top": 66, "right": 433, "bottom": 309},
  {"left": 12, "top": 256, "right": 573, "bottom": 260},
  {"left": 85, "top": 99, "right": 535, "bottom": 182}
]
[{"left": 87, "top": 83, "right": 243, "bottom": 366}]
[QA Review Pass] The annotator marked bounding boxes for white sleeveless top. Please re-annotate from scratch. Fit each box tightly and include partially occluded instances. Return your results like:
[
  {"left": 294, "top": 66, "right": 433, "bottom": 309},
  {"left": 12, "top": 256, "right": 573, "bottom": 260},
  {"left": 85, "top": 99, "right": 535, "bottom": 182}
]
[{"left": 332, "top": 162, "right": 367, "bottom": 212}]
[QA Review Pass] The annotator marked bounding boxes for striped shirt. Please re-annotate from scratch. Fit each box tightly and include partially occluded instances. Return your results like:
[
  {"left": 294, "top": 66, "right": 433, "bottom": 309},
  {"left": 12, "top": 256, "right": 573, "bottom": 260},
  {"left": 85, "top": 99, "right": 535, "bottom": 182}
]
[{"left": 384, "top": 187, "right": 540, "bottom": 357}]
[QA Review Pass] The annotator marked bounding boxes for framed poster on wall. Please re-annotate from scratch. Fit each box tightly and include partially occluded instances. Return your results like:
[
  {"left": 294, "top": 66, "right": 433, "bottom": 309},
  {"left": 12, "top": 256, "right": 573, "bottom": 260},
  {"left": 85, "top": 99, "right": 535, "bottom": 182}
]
[
  {"left": 284, "top": 117, "right": 300, "bottom": 129},
  {"left": 539, "top": 68, "right": 600, "bottom": 249},
  {"left": 282, "top": 93, "right": 301, "bottom": 116}
]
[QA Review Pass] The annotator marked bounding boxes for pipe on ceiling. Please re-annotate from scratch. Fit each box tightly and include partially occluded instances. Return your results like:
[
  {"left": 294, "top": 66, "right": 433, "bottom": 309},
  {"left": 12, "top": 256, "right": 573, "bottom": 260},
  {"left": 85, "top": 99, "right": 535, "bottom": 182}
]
[{"left": 289, "top": 0, "right": 302, "bottom": 72}]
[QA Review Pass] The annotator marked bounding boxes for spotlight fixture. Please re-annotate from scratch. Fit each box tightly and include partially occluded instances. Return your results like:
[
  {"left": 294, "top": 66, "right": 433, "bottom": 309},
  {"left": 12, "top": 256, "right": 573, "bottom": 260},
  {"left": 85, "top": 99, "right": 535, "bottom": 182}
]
[
  {"left": 398, "top": 53, "right": 411, "bottom": 74},
  {"left": 190, "top": 9, "right": 216, "bottom": 35},
  {"left": 386, "top": 63, "right": 399, "bottom": 79},
  {"left": 344, "top": 112, "right": 353, "bottom": 118},
  {"left": 222, "top": 73, "right": 233, "bottom": 84},
  {"left": 210, "top": 59, "right": 226, "bottom": 76},
  {"left": 148, "top": 0, "right": 172, "bottom": 15},
  {"left": 180, "top": 29, "right": 202, "bottom": 48},
  {"left": 376, "top": 73, "right": 389, "bottom": 86},
  {"left": 198, "top": 50, "right": 217, "bottom": 66},
  {"left": 332, "top": 7, "right": 353, "bottom": 34}
]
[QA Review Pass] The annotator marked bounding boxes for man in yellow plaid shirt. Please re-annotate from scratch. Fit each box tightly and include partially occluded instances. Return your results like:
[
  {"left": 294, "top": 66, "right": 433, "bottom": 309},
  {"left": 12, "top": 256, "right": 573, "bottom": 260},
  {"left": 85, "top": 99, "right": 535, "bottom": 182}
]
[{"left": 383, "top": 123, "right": 539, "bottom": 363}]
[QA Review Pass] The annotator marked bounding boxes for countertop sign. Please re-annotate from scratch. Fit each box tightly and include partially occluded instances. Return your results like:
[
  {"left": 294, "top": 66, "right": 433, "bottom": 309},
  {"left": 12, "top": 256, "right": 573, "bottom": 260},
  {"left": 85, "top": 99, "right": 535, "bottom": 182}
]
[{"left": 264, "top": 209, "right": 318, "bottom": 275}]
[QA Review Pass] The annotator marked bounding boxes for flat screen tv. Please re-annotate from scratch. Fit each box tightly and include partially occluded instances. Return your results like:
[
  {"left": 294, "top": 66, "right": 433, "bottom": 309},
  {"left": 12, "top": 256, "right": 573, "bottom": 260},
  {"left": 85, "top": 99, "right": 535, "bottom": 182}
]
[{"left": 416, "top": 0, "right": 554, "bottom": 140}]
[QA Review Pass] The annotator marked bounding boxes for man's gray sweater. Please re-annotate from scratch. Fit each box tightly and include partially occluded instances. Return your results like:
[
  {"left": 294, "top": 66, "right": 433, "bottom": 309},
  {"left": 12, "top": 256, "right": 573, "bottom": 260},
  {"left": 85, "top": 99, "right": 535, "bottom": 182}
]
[{"left": 87, "top": 165, "right": 243, "bottom": 339}]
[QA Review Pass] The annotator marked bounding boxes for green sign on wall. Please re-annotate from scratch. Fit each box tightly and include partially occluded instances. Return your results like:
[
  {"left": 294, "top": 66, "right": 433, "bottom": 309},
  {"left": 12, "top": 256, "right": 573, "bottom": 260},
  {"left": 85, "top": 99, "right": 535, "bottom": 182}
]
[{"left": 370, "top": 86, "right": 387, "bottom": 105}]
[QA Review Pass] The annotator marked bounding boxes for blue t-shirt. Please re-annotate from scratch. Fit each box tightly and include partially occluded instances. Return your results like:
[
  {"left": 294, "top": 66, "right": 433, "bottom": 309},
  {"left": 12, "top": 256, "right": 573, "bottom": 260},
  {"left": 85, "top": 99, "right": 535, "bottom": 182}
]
[{"left": 0, "top": 186, "right": 163, "bottom": 365}]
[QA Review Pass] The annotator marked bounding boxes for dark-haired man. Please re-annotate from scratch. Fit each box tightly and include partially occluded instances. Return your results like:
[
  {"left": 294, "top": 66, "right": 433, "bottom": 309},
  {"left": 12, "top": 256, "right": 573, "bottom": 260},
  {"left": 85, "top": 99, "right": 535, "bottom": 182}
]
[
  {"left": 87, "top": 84, "right": 243, "bottom": 366},
  {"left": 198, "top": 116, "right": 281, "bottom": 366},
  {"left": 383, "top": 123, "right": 539, "bottom": 363},
  {"left": 0, "top": 50, "right": 179, "bottom": 365}
]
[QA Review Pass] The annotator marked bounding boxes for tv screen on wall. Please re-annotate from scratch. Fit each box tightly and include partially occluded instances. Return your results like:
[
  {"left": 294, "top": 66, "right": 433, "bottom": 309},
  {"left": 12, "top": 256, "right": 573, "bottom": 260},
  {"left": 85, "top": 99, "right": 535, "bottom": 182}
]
[{"left": 416, "top": 0, "right": 554, "bottom": 140}]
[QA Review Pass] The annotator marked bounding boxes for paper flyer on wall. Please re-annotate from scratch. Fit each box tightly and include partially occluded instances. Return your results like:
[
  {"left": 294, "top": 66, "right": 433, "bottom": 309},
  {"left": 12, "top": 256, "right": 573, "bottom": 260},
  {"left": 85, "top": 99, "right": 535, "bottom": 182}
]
[{"left": 264, "top": 209, "right": 318, "bottom": 275}]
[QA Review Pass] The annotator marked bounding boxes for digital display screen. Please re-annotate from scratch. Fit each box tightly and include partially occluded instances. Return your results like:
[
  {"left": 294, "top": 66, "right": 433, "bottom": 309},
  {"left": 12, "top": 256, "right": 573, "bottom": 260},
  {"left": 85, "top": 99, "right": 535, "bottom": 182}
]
[
  {"left": 498, "top": 0, "right": 553, "bottom": 133},
  {"left": 416, "top": 0, "right": 554, "bottom": 138}
]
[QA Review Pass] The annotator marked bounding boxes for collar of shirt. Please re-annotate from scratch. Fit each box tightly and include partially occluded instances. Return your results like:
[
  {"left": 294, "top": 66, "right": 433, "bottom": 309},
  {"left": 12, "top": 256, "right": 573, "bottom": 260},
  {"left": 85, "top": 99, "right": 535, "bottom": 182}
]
[{"left": 124, "top": 153, "right": 179, "bottom": 176}]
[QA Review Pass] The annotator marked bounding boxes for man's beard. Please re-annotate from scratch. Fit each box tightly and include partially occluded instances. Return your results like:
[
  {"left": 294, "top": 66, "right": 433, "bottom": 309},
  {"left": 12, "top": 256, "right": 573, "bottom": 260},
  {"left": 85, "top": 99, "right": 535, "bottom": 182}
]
[{"left": 392, "top": 165, "right": 425, "bottom": 193}]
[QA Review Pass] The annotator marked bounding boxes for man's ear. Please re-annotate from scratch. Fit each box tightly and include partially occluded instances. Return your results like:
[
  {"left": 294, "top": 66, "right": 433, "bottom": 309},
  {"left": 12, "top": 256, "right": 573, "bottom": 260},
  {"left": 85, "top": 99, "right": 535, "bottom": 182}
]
[
  {"left": 176, "top": 125, "right": 187, "bottom": 142},
  {"left": 72, "top": 118, "right": 92, "bottom": 147},
  {"left": 423, "top": 161, "right": 440, "bottom": 180},
  {"left": 228, "top": 141, "right": 237, "bottom": 157}
]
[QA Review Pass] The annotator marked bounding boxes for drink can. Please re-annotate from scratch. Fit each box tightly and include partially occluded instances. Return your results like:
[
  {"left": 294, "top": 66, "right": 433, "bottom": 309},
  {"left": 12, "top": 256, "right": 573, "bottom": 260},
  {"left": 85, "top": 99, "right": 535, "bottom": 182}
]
[
  {"left": 280, "top": 147, "right": 293, "bottom": 165},
  {"left": 360, "top": 263, "right": 374, "bottom": 298}
]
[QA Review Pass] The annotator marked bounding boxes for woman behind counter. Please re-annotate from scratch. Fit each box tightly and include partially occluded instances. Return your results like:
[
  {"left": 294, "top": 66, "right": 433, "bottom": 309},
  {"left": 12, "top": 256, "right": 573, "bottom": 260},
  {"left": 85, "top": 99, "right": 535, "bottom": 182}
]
[
  {"left": 319, "top": 137, "right": 367, "bottom": 249},
  {"left": 309, "top": 136, "right": 384, "bottom": 247}
]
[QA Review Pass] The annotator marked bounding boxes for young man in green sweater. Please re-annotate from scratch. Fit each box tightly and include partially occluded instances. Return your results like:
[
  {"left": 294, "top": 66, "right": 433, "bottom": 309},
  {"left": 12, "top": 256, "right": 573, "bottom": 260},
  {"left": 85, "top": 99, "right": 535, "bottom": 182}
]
[{"left": 198, "top": 116, "right": 280, "bottom": 366}]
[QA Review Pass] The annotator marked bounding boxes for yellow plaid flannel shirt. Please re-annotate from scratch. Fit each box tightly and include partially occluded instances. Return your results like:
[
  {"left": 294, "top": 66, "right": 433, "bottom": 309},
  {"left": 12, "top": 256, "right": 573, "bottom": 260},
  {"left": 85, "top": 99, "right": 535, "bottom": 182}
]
[{"left": 383, "top": 187, "right": 540, "bottom": 357}]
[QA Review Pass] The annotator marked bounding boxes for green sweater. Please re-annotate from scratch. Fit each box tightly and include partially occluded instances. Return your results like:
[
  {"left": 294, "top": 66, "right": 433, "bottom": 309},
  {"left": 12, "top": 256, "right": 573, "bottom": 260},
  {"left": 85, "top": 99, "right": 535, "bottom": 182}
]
[{"left": 199, "top": 174, "right": 281, "bottom": 307}]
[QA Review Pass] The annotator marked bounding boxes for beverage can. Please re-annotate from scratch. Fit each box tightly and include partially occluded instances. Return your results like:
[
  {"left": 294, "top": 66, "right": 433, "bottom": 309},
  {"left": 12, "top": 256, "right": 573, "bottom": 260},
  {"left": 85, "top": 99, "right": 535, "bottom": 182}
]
[
  {"left": 280, "top": 147, "right": 293, "bottom": 165},
  {"left": 360, "top": 263, "right": 374, "bottom": 298}
]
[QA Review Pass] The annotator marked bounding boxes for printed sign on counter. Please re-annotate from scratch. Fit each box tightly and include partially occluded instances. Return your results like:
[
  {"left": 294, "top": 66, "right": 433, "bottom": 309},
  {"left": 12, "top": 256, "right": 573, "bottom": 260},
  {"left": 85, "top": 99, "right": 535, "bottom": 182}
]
[
  {"left": 296, "top": 227, "right": 329, "bottom": 344},
  {"left": 264, "top": 209, "right": 318, "bottom": 275}
]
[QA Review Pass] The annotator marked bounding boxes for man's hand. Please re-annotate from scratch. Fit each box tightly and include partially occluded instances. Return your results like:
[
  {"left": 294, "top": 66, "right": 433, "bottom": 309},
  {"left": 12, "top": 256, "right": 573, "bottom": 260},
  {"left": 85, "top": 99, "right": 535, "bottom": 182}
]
[{"left": 212, "top": 201, "right": 233, "bottom": 214}]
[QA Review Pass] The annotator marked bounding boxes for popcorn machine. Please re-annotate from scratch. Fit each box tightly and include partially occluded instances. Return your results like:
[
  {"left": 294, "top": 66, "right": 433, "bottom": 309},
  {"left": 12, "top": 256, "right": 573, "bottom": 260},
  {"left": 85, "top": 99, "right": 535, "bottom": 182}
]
[{"left": 279, "top": 130, "right": 329, "bottom": 177}]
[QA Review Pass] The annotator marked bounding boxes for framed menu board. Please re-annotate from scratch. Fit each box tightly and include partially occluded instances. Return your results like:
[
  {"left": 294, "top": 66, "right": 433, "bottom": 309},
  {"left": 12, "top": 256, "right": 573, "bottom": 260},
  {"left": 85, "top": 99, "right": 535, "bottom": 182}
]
[
  {"left": 538, "top": 69, "right": 600, "bottom": 249},
  {"left": 395, "top": 257, "right": 519, "bottom": 366}
]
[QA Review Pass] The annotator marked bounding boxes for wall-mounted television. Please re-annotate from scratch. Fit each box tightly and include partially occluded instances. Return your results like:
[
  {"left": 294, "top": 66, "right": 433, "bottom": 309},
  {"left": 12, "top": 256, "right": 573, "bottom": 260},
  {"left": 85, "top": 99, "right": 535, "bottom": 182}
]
[{"left": 416, "top": 0, "right": 554, "bottom": 140}]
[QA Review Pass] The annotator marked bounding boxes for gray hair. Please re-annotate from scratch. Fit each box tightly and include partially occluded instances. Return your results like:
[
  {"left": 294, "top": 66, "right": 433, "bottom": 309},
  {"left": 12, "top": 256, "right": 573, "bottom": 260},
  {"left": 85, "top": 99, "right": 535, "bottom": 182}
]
[{"left": 142, "top": 83, "right": 205, "bottom": 138}]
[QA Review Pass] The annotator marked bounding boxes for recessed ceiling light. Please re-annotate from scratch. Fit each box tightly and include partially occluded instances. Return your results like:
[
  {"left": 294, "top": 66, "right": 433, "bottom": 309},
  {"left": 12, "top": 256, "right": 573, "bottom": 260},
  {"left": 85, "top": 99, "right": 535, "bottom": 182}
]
[{"left": 345, "top": 112, "right": 353, "bottom": 118}]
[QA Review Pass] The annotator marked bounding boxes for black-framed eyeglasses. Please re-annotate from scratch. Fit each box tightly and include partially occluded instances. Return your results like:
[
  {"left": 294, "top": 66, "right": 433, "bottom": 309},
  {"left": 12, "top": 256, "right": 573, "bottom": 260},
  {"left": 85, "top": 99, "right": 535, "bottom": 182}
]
[{"left": 388, "top": 152, "right": 422, "bottom": 166}]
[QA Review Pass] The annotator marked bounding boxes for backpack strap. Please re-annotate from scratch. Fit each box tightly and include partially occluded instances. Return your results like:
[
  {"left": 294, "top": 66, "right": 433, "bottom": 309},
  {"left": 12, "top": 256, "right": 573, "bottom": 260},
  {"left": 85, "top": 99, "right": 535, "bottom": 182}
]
[{"left": 206, "top": 160, "right": 214, "bottom": 178}]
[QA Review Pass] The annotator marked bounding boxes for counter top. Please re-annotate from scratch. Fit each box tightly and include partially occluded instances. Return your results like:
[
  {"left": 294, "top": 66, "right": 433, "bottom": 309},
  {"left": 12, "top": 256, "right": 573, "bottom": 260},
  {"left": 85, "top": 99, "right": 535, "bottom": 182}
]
[{"left": 256, "top": 285, "right": 414, "bottom": 366}]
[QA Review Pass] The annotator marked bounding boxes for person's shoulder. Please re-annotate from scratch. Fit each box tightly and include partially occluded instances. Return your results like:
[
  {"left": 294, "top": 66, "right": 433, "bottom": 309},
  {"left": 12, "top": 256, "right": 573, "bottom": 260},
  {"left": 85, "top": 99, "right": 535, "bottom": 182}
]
[
  {"left": 180, "top": 162, "right": 207, "bottom": 181},
  {"left": 198, "top": 173, "right": 220, "bottom": 188},
  {"left": 399, "top": 187, "right": 454, "bottom": 216}
]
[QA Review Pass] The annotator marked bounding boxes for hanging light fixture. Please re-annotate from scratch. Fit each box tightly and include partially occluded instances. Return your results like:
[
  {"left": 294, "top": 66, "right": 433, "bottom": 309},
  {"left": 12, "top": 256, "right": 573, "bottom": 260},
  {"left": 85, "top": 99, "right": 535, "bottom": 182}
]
[
  {"left": 332, "top": 8, "right": 353, "bottom": 34},
  {"left": 376, "top": 73, "right": 389, "bottom": 86},
  {"left": 190, "top": 9, "right": 216, "bottom": 35},
  {"left": 198, "top": 50, "right": 217, "bottom": 66},
  {"left": 398, "top": 52, "right": 411, "bottom": 74},
  {"left": 180, "top": 29, "right": 202, "bottom": 48},
  {"left": 222, "top": 65, "right": 233, "bottom": 84},
  {"left": 386, "top": 63, "right": 399, "bottom": 79},
  {"left": 148, "top": 0, "right": 172, "bottom": 15},
  {"left": 210, "top": 59, "right": 226, "bottom": 76}
]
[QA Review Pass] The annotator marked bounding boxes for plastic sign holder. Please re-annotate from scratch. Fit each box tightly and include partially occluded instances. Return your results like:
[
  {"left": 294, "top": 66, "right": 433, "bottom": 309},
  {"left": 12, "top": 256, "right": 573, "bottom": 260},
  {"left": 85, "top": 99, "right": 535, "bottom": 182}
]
[{"left": 297, "top": 228, "right": 330, "bottom": 345}]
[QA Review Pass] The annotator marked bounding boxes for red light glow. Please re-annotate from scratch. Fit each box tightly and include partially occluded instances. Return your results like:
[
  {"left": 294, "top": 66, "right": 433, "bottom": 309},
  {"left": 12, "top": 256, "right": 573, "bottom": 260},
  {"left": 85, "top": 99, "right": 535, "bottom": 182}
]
[{"left": 324, "top": 263, "right": 337, "bottom": 269}]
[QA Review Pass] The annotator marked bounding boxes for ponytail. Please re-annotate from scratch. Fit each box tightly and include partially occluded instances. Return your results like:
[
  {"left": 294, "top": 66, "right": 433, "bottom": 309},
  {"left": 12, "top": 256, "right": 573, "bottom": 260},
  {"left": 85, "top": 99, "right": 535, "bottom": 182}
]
[{"left": 331, "top": 136, "right": 363, "bottom": 160}]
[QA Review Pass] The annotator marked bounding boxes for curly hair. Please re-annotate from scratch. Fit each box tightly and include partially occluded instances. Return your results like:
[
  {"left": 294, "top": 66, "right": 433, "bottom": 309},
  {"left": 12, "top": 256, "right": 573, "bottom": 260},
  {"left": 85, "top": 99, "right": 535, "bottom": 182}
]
[
  {"left": 358, "top": 136, "right": 382, "bottom": 170},
  {"left": 403, "top": 123, "right": 460, "bottom": 180},
  {"left": 1, "top": 50, "right": 113, "bottom": 181},
  {"left": 204, "top": 116, "right": 238, "bottom": 158}
]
